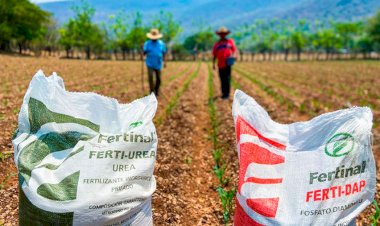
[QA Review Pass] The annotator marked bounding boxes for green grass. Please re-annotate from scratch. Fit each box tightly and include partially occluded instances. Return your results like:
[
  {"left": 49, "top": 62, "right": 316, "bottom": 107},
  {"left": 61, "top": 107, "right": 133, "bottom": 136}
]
[
  {"left": 217, "top": 186, "right": 236, "bottom": 225},
  {"left": 213, "top": 148, "right": 222, "bottom": 168},
  {"left": 371, "top": 200, "right": 380, "bottom": 226},
  {"left": 0, "top": 151, "right": 12, "bottom": 162},
  {"left": 213, "top": 164, "right": 229, "bottom": 186}
]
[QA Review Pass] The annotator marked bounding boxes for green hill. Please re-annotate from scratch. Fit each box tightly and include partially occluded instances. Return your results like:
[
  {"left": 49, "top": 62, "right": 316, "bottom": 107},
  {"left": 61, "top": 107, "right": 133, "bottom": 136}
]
[{"left": 36, "top": 0, "right": 380, "bottom": 35}]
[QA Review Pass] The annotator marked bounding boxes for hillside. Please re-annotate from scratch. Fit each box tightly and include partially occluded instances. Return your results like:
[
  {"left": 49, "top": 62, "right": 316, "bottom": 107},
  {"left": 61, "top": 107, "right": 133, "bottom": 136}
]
[
  {"left": 36, "top": 0, "right": 380, "bottom": 34},
  {"left": 280, "top": 0, "right": 380, "bottom": 22}
]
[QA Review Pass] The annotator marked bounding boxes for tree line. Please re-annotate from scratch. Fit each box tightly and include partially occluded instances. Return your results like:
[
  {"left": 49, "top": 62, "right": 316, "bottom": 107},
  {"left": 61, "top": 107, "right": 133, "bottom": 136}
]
[
  {"left": 0, "top": 0, "right": 182, "bottom": 60},
  {"left": 232, "top": 16, "right": 380, "bottom": 61},
  {"left": 1, "top": 0, "right": 380, "bottom": 61}
]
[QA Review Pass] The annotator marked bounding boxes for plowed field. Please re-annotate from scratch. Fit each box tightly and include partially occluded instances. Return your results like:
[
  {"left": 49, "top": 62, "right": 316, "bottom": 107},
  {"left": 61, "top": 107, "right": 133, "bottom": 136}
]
[{"left": 0, "top": 55, "right": 378, "bottom": 225}]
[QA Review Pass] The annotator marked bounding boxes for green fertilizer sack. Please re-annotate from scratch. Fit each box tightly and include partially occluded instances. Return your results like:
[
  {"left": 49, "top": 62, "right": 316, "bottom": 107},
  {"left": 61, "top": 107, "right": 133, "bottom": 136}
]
[{"left": 13, "top": 70, "right": 158, "bottom": 226}]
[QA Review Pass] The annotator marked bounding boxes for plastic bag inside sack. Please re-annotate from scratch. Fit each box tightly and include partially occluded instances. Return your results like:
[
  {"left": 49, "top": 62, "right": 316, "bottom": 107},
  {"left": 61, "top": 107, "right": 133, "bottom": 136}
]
[
  {"left": 232, "top": 90, "right": 375, "bottom": 226},
  {"left": 13, "top": 70, "right": 158, "bottom": 226}
]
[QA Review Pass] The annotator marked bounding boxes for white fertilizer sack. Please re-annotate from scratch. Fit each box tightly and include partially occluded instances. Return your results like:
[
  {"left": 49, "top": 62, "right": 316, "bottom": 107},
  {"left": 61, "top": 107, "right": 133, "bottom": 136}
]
[
  {"left": 232, "top": 90, "right": 375, "bottom": 226},
  {"left": 13, "top": 70, "right": 158, "bottom": 226}
]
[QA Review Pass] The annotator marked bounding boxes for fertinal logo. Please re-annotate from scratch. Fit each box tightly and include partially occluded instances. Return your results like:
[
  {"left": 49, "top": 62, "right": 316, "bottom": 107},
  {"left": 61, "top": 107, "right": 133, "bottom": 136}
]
[{"left": 325, "top": 133, "right": 355, "bottom": 157}]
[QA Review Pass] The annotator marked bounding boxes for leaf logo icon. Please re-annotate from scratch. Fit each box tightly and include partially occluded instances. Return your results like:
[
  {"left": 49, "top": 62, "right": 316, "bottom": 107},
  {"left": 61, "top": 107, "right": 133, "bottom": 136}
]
[
  {"left": 129, "top": 121, "right": 143, "bottom": 129},
  {"left": 325, "top": 133, "right": 355, "bottom": 157}
]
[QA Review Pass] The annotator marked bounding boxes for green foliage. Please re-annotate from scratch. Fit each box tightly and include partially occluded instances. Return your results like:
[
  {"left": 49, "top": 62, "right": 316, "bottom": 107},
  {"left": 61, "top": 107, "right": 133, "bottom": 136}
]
[
  {"left": 0, "top": 0, "right": 50, "bottom": 52},
  {"left": 42, "top": 19, "right": 60, "bottom": 53},
  {"left": 213, "top": 148, "right": 222, "bottom": 168},
  {"left": 0, "top": 152, "right": 12, "bottom": 162},
  {"left": 355, "top": 35, "right": 374, "bottom": 57},
  {"left": 171, "top": 43, "right": 188, "bottom": 60},
  {"left": 230, "top": 12, "right": 380, "bottom": 60},
  {"left": 59, "top": 0, "right": 105, "bottom": 59},
  {"left": 3, "top": 0, "right": 379, "bottom": 59},
  {"left": 184, "top": 29, "right": 215, "bottom": 52},
  {"left": 216, "top": 186, "right": 236, "bottom": 225},
  {"left": 127, "top": 12, "right": 146, "bottom": 50},
  {"left": 319, "top": 29, "right": 341, "bottom": 54},
  {"left": 151, "top": 10, "right": 182, "bottom": 44},
  {"left": 334, "top": 22, "right": 362, "bottom": 49},
  {"left": 367, "top": 11, "right": 380, "bottom": 47},
  {"left": 213, "top": 164, "right": 229, "bottom": 186},
  {"left": 59, "top": 19, "right": 75, "bottom": 56},
  {"left": 184, "top": 156, "right": 192, "bottom": 165},
  {"left": 371, "top": 200, "right": 380, "bottom": 226},
  {"left": 207, "top": 64, "right": 235, "bottom": 225},
  {"left": 109, "top": 11, "right": 130, "bottom": 58}
]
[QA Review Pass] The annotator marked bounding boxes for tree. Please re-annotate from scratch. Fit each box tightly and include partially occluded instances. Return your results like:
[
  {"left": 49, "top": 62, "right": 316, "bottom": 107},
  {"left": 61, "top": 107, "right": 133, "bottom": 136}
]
[
  {"left": 367, "top": 10, "right": 380, "bottom": 53},
  {"left": 109, "top": 12, "right": 130, "bottom": 60},
  {"left": 196, "top": 30, "right": 215, "bottom": 51},
  {"left": 249, "top": 20, "right": 275, "bottom": 61},
  {"left": 42, "top": 19, "right": 60, "bottom": 56},
  {"left": 151, "top": 11, "right": 182, "bottom": 45},
  {"left": 59, "top": 20, "right": 76, "bottom": 58},
  {"left": 334, "top": 22, "right": 361, "bottom": 55},
  {"left": 183, "top": 30, "right": 215, "bottom": 61},
  {"left": 171, "top": 43, "right": 188, "bottom": 60},
  {"left": 71, "top": 1, "right": 98, "bottom": 59},
  {"left": 151, "top": 11, "right": 181, "bottom": 60},
  {"left": 0, "top": 0, "right": 50, "bottom": 53},
  {"left": 291, "top": 20, "right": 308, "bottom": 61},
  {"left": 277, "top": 22, "right": 293, "bottom": 61},
  {"left": 355, "top": 35, "right": 373, "bottom": 59},
  {"left": 0, "top": 0, "right": 15, "bottom": 51},
  {"left": 233, "top": 31, "right": 245, "bottom": 61},
  {"left": 249, "top": 34, "right": 258, "bottom": 61},
  {"left": 59, "top": 1, "right": 105, "bottom": 59},
  {"left": 319, "top": 29, "right": 342, "bottom": 60},
  {"left": 90, "top": 24, "right": 107, "bottom": 58},
  {"left": 183, "top": 34, "right": 198, "bottom": 60},
  {"left": 128, "top": 12, "right": 146, "bottom": 60}
]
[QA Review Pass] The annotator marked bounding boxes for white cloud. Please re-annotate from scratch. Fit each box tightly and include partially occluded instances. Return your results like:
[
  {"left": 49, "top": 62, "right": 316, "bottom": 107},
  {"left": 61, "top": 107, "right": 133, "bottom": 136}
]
[{"left": 30, "top": 0, "right": 70, "bottom": 4}]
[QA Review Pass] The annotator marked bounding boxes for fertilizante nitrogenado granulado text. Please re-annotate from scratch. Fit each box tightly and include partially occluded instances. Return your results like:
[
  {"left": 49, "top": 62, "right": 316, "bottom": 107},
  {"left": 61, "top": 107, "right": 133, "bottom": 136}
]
[{"left": 306, "top": 161, "right": 367, "bottom": 202}]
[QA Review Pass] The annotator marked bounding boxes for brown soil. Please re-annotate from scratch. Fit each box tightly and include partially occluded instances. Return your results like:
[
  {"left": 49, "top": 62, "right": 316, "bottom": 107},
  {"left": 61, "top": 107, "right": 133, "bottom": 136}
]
[
  {"left": 0, "top": 55, "right": 202, "bottom": 225},
  {"left": 153, "top": 63, "right": 222, "bottom": 225},
  {"left": 0, "top": 55, "right": 379, "bottom": 225}
]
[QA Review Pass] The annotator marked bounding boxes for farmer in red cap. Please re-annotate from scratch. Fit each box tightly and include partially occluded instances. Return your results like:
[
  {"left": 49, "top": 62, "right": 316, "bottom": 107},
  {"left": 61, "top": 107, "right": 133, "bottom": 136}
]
[
  {"left": 143, "top": 28, "right": 167, "bottom": 96},
  {"left": 212, "top": 26, "right": 237, "bottom": 100}
]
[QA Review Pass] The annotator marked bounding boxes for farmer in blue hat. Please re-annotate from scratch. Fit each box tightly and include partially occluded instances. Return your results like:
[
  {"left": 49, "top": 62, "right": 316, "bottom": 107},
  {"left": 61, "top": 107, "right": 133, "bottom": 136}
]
[
  {"left": 143, "top": 28, "right": 167, "bottom": 96},
  {"left": 212, "top": 26, "right": 237, "bottom": 100}
]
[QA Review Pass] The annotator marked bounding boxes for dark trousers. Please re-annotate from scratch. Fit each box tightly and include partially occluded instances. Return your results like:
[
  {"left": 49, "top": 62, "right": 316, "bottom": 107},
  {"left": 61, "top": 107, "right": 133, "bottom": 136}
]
[
  {"left": 218, "top": 66, "right": 231, "bottom": 98},
  {"left": 147, "top": 67, "right": 161, "bottom": 95}
]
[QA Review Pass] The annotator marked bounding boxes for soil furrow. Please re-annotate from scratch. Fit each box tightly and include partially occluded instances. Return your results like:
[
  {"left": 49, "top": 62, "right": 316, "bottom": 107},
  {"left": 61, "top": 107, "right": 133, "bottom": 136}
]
[{"left": 153, "top": 63, "right": 221, "bottom": 225}]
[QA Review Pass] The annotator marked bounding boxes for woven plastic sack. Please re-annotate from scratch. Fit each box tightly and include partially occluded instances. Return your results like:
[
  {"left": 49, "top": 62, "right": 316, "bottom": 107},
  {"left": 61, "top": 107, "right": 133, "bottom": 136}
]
[
  {"left": 232, "top": 90, "right": 375, "bottom": 226},
  {"left": 13, "top": 70, "right": 158, "bottom": 226}
]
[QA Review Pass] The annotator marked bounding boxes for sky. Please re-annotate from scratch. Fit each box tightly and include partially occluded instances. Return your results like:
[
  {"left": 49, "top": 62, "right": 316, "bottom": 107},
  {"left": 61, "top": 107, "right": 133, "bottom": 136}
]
[{"left": 30, "top": 0, "right": 69, "bottom": 3}]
